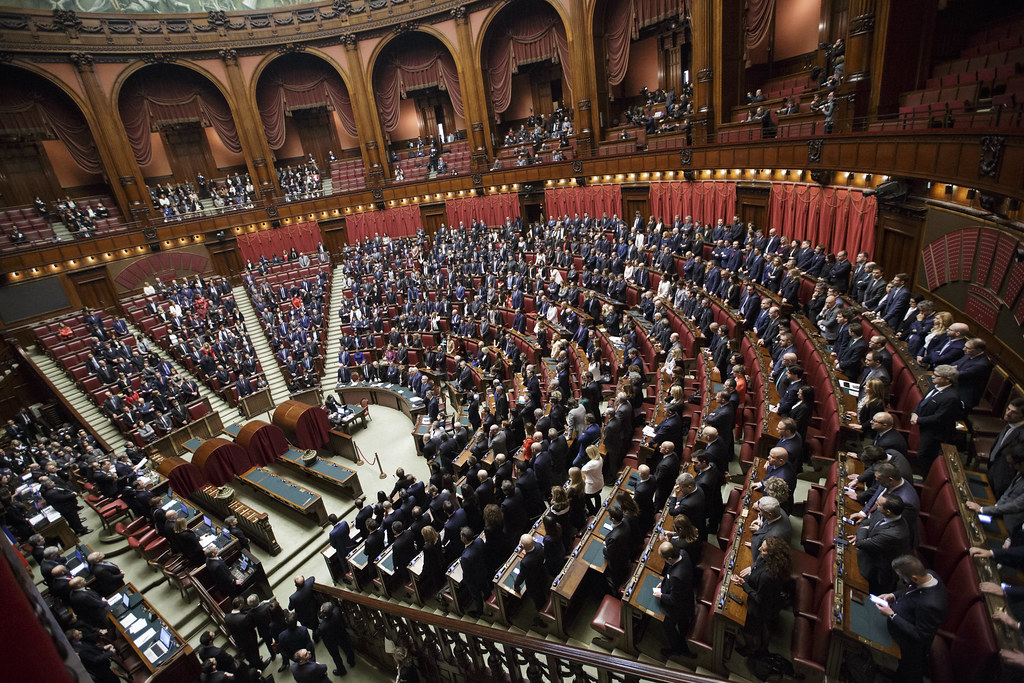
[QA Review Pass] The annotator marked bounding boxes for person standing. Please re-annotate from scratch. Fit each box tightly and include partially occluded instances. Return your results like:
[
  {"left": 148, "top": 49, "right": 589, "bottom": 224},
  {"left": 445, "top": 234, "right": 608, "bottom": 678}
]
[
  {"left": 602, "top": 506, "right": 632, "bottom": 595},
  {"left": 652, "top": 541, "right": 696, "bottom": 659},
  {"left": 288, "top": 575, "right": 320, "bottom": 634},
  {"left": 290, "top": 649, "right": 328, "bottom": 682},
  {"left": 513, "top": 534, "right": 550, "bottom": 628},
  {"left": 874, "top": 555, "right": 949, "bottom": 683},
  {"left": 731, "top": 537, "right": 792, "bottom": 655},
  {"left": 225, "top": 596, "right": 265, "bottom": 670},
  {"left": 314, "top": 602, "right": 356, "bottom": 677}
]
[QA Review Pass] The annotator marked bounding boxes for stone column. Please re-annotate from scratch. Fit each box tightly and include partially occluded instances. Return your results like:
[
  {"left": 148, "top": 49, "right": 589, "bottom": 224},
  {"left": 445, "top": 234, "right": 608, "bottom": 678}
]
[
  {"left": 218, "top": 48, "right": 278, "bottom": 199},
  {"left": 690, "top": 0, "right": 714, "bottom": 117},
  {"left": 342, "top": 34, "right": 388, "bottom": 183},
  {"left": 452, "top": 7, "right": 492, "bottom": 169},
  {"left": 567, "top": 0, "right": 599, "bottom": 154},
  {"left": 69, "top": 53, "right": 151, "bottom": 222}
]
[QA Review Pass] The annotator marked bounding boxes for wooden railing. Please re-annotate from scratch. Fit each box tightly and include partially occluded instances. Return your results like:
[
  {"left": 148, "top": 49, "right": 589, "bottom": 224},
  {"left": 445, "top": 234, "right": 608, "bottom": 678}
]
[{"left": 313, "top": 582, "right": 724, "bottom": 683}]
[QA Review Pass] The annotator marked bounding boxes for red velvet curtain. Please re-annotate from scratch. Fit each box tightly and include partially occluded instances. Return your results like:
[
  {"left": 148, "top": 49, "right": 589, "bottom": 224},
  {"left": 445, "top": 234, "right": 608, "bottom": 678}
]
[
  {"left": 605, "top": 0, "right": 687, "bottom": 87},
  {"left": 649, "top": 181, "right": 737, "bottom": 226},
  {"left": 200, "top": 442, "right": 254, "bottom": 487},
  {"left": 236, "top": 221, "right": 323, "bottom": 263},
  {"left": 543, "top": 185, "right": 623, "bottom": 221},
  {"left": 485, "top": 13, "right": 572, "bottom": 113},
  {"left": 346, "top": 206, "right": 421, "bottom": 243},
  {"left": 119, "top": 72, "right": 242, "bottom": 166},
  {"left": 294, "top": 407, "right": 330, "bottom": 450},
  {"left": 374, "top": 48, "right": 463, "bottom": 132},
  {"left": 445, "top": 193, "right": 521, "bottom": 228},
  {"left": 163, "top": 459, "right": 207, "bottom": 495},
  {"left": 768, "top": 183, "right": 877, "bottom": 255},
  {"left": 256, "top": 59, "right": 358, "bottom": 150},
  {"left": 0, "top": 83, "right": 102, "bottom": 174},
  {"left": 745, "top": 0, "right": 776, "bottom": 60},
  {"left": 247, "top": 423, "right": 288, "bottom": 466}
]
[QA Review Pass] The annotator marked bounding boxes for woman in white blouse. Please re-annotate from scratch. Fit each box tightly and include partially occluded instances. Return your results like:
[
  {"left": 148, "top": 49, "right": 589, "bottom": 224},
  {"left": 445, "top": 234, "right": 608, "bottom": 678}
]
[{"left": 581, "top": 444, "right": 605, "bottom": 515}]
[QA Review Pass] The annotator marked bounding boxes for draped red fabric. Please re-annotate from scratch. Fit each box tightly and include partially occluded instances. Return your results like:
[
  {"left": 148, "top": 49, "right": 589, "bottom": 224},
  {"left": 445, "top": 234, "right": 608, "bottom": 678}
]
[
  {"left": 346, "top": 206, "right": 422, "bottom": 242},
  {"left": 164, "top": 459, "right": 206, "bottom": 495},
  {"left": 745, "top": 0, "right": 776, "bottom": 55},
  {"left": 199, "top": 442, "right": 254, "bottom": 487},
  {"left": 247, "top": 423, "right": 288, "bottom": 466},
  {"left": 649, "top": 181, "right": 737, "bottom": 225},
  {"left": 0, "top": 82, "right": 102, "bottom": 174},
  {"left": 294, "top": 407, "right": 330, "bottom": 450},
  {"left": 544, "top": 185, "right": 623, "bottom": 220},
  {"left": 485, "top": 13, "right": 572, "bottom": 113},
  {"left": 767, "top": 182, "right": 877, "bottom": 255},
  {"left": 445, "top": 193, "right": 521, "bottom": 228},
  {"left": 374, "top": 48, "right": 463, "bottom": 132},
  {"left": 605, "top": 0, "right": 686, "bottom": 87},
  {"left": 256, "top": 59, "right": 358, "bottom": 150},
  {"left": 236, "top": 221, "right": 323, "bottom": 263},
  {"left": 119, "top": 72, "right": 242, "bottom": 166}
]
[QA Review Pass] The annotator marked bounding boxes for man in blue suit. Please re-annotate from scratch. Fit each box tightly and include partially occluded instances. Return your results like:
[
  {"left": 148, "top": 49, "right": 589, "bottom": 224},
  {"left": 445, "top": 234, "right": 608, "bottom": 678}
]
[
  {"left": 922, "top": 322, "right": 968, "bottom": 370},
  {"left": 875, "top": 555, "right": 949, "bottom": 683},
  {"left": 876, "top": 273, "right": 911, "bottom": 329},
  {"left": 911, "top": 365, "right": 963, "bottom": 472},
  {"left": 459, "top": 527, "right": 489, "bottom": 617},
  {"left": 573, "top": 414, "right": 602, "bottom": 467},
  {"left": 952, "top": 338, "right": 992, "bottom": 413}
]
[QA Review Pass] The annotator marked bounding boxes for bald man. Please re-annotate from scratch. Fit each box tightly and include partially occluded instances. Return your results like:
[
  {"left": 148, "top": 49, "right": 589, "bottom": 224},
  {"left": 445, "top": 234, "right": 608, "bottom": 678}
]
[
  {"left": 513, "top": 534, "right": 550, "bottom": 618},
  {"left": 652, "top": 541, "right": 695, "bottom": 658}
]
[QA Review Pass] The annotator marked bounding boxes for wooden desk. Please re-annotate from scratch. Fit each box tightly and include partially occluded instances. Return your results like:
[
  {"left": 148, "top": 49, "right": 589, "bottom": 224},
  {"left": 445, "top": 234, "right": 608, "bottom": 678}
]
[
  {"left": 236, "top": 467, "right": 328, "bottom": 526},
  {"left": 146, "top": 400, "right": 224, "bottom": 460},
  {"left": 106, "top": 583, "right": 198, "bottom": 679},
  {"left": 336, "top": 382, "right": 425, "bottom": 420},
  {"left": 346, "top": 541, "right": 375, "bottom": 592},
  {"left": 191, "top": 484, "right": 281, "bottom": 555},
  {"left": 277, "top": 448, "right": 363, "bottom": 499}
]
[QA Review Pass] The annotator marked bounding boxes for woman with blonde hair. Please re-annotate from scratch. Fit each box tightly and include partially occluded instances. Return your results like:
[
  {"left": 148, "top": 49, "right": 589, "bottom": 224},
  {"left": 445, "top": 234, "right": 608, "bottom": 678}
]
[
  {"left": 857, "top": 378, "right": 888, "bottom": 440},
  {"left": 581, "top": 445, "right": 604, "bottom": 515},
  {"left": 566, "top": 467, "right": 588, "bottom": 531},
  {"left": 662, "top": 347, "right": 683, "bottom": 378},
  {"left": 916, "top": 311, "right": 953, "bottom": 366}
]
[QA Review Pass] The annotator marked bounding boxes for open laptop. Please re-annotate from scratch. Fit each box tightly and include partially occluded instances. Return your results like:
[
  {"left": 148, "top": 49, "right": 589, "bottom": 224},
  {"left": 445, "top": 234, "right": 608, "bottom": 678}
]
[{"left": 144, "top": 627, "right": 173, "bottom": 662}]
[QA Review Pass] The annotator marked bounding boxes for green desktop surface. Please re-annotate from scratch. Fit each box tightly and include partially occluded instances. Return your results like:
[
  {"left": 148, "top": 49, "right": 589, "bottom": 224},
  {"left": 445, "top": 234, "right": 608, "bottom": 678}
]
[
  {"left": 281, "top": 449, "right": 355, "bottom": 483},
  {"left": 241, "top": 468, "right": 317, "bottom": 508},
  {"left": 579, "top": 537, "right": 606, "bottom": 568},
  {"left": 849, "top": 597, "right": 894, "bottom": 648},
  {"left": 632, "top": 570, "right": 665, "bottom": 617},
  {"left": 182, "top": 437, "right": 204, "bottom": 453},
  {"left": 223, "top": 424, "right": 243, "bottom": 438}
]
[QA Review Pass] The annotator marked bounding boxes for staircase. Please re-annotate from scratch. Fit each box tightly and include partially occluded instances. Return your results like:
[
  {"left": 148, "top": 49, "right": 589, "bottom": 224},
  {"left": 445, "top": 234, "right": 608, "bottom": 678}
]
[
  {"left": 231, "top": 286, "right": 292, "bottom": 406},
  {"left": 321, "top": 176, "right": 334, "bottom": 195},
  {"left": 122, "top": 321, "right": 237, "bottom": 420},
  {"left": 321, "top": 265, "right": 346, "bottom": 387},
  {"left": 50, "top": 220, "right": 75, "bottom": 243},
  {"left": 24, "top": 346, "right": 126, "bottom": 453}
]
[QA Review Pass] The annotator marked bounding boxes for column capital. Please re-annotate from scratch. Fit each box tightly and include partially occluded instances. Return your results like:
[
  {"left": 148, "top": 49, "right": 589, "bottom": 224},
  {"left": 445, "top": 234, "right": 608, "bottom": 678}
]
[
  {"left": 69, "top": 52, "right": 94, "bottom": 72},
  {"left": 450, "top": 6, "right": 468, "bottom": 23},
  {"left": 218, "top": 48, "right": 238, "bottom": 65}
]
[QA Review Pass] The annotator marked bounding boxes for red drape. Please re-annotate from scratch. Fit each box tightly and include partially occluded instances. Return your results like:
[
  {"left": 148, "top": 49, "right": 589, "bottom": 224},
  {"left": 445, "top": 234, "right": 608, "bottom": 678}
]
[
  {"left": 649, "top": 181, "right": 737, "bottom": 226},
  {"left": 161, "top": 458, "right": 207, "bottom": 495},
  {"left": 119, "top": 71, "right": 242, "bottom": 166},
  {"left": 485, "top": 13, "right": 572, "bottom": 113},
  {"left": 745, "top": 0, "right": 776, "bottom": 58},
  {"left": 767, "top": 182, "right": 877, "bottom": 255},
  {"left": 346, "top": 206, "right": 421, "bottom": 242},
  {"left": 445, "top": 193, "right": 521, "bottom": 228},
  {"left": 197, "top": 440, "right": 254, "bottom": 487},
  {"left": 256, "top": 59, "right": 358, "bottom": 150},
  {"left": 605, "top": 0, "right": 687, "bottom": 87},
  {"left": 245, "top": 423, "right": 288, "bottom": 467},
  {"left": 374, "top": 48, "right": 463, "bottom": 133},
  {"left": 236, "top": 221, "right": 323, "bottom": 264},
  {"left": 543, "top": 185, "right": 623, "bottom": 221},
  {"left": 0, "top": 81, "right": 102, "bottom": 174},
  {"left": 294, "top": 407, "right": 330, "bottom": 450}
]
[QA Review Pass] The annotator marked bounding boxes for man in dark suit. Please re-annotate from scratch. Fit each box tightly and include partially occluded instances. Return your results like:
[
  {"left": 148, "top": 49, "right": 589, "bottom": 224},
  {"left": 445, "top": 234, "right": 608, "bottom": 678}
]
[
  {"left": 68, "top": 577, "right": 109, "bottom": 628},
  {"left": 877, "top": 274, "right": 912, "bottom": 330},
  {"left": 225, "top": 596, "right": 265, "bottom": 669},
  {"left": 911, "top": 365, "right": 963, "bottom": 472},
  {"left": 86, "top": 552, "right": 125, "bottom": 597},
  {"left": 777, "top": 366, "right": 804, "bottom": 417},
  {"left": 871, "top": 412, "right": 909, "bottom": 457},
  {"left": 953, "top": 338, "right": 993, "bottom": 413},
  {"left": 391, "top": 522, "right": 417, "bottom": 584},
  {"left": 851, "top": 495, "right": 912, "bottom": 594},
  {"left": 693, "top": 451, "right": 726, "bottom": 534},
  {"left": 290, "top": 649, "right": 327, "bottom": 682},
  {"left": 459, "top": 527, "right": 489, "bottom": 617},
  {"left": 749, "top": 496, "right": 791, "bottom": 557},
  {"left": 836, "top": 323, "right": 868, "bottom": 380},
  {"left": 775, "top": 418, "right": 804, "bottom": 470},
  {"left": 755, "top": 447, "right": 797, "bottom": 498},
  {"left": 289, "top": 575, "right": 320, "bottom": 634},
  {"left": 702, "top": 426, "right": 732, "bottom": 475},
  {"left": 985, "top": 399, "right": 1024, "bottom": 497},
  {"left": 513, "top": 534, "right": 550, "bottom": 623},
  {"left": 827, "top": 250, "right": 853, "bottom": 292},
  {"left": 246, "top": 595, "right": 280, "bottom": 662},
  {"left": 653, "top": 441, "right": 681, "bottom": 511},
  {"left": 704, "top": 392, "right": 736, "bottom": 454},
  {"left": 205, "top": 546, "right": 242, "bottom": 597},
  {"left": 967, "top": 444, "right": 1024, "bottom": 532},
  {"left": 602, "top": 506, "right": 632, "bottom": 594},
  {"left": 852, "top": 462, "right": 921, "bottom": 547},
  {"left": 875, "top": 555, "right": 949, "bottom": 683},
  {"left": 652, "top": 541, "right": 696, "bottom": 659},
  {"left": 315, "top": 602, "right": 356, "bottom": 677},
  {"left": 277, "top": 613, "right": 315, "bottom": 671},
  {"left": 668, "top": 473, "right": 706, "bottom": 539},
  {"left": 633, "top": 464, "right": 658, "bottom": 531}
]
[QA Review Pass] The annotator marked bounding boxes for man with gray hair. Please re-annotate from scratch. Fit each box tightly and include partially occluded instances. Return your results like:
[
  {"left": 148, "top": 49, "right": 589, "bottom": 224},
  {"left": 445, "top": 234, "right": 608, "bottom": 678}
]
[
  {"left": 668, "top": 473, "right": 706, "bottom": 539},
  {"left": 748, "top": 496, "right": 791, "bottom": 559},
  {"left": 911, "top": 364, "right": 962, "bottom": 472}
]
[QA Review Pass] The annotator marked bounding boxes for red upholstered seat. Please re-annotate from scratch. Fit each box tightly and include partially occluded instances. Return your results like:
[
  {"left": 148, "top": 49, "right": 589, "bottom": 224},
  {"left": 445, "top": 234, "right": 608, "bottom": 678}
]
[
  {"left": 929, "top": 602, "right": 1000, "bottom": 683},
  {"left": 941, "top": 556, "right": 982, "bottom": 629},
  {"left": 590, "top": 595, "right": 625, "bottom": 638},
  {"left": 794, "top": 548, "right": 835, "bottom": 618},
  {"left": 698, "top": 543, "right": 725, "bottom": 574},
  {"left": 791, "top": 588, "right": 832, "bottom": 677}
]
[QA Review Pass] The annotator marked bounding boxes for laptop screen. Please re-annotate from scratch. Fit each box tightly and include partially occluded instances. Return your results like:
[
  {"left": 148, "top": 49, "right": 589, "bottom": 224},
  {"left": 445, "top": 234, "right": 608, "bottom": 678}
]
[
  {"left": 159, "top": 628, "right": 172, "bottom": 648},
  {"left": 122, "top": 593, "right": 131, "bottom": 608},
  {"left": 203, "top": 515, "right": 213, "bottom": 529},
  {"left": 238, "top": 555, "right": 249, "bottom": 571}
]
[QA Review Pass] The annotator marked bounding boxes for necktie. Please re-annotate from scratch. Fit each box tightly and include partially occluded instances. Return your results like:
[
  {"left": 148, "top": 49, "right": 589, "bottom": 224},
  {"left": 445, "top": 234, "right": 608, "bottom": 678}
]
[{"left": 990, "top": 425, "right": 1015, "bottom": 461}]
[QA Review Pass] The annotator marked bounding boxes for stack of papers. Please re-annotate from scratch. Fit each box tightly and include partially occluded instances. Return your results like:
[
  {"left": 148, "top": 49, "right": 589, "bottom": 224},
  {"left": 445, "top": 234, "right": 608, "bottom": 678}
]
[{"left": 642, "top": 425, "right": 657, "bottom": 438}]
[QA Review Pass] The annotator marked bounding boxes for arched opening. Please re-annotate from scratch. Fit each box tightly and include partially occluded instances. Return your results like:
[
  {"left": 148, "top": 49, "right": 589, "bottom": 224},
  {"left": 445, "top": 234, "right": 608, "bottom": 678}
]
[
  {"left": 371, "top": 32, "right": 468, "bottom": 183},
  {"left": 591, "top": 0, "right": 691, "bottom": 137},
  {"left": 117, "top": 64, "right": 248, "bottom": 219},
  {"left": 481, "top": 0, "right": 575, "bottom": 165},
  {"left": 255, "top": 52, "right": 365, "bottom": 194},
  {"left": 0, "top": 65, "right": 106, "bottom": 207}
]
